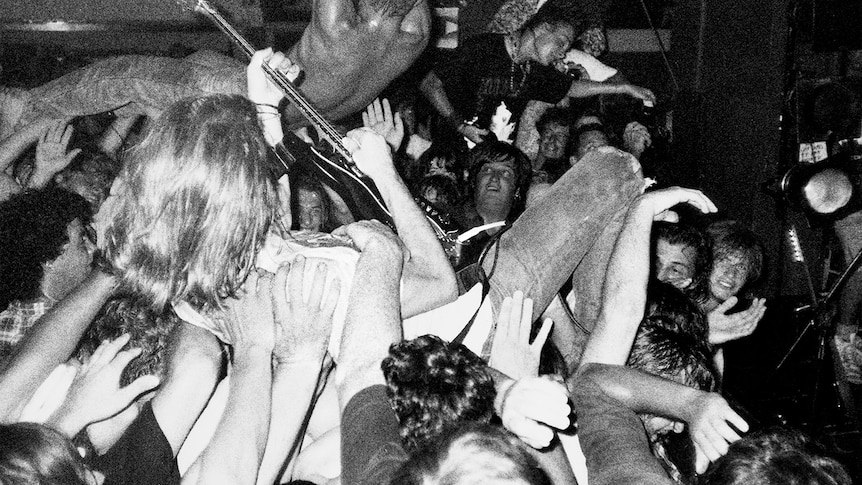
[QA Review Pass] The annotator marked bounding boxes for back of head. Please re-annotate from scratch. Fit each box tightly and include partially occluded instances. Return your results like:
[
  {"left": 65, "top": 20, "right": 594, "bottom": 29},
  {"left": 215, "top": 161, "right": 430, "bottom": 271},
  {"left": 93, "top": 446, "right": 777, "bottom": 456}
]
[
  {"left": 0, "top": 187, "right": 91, "bottom": 309},
  {"left": 382, "top": 335, "right": 496, "bottom": 451},
  {"left": 391, "top": 423, "right": 552, "bottom": 485},
  {"left": 701, "top": 426, "right": 851, "bottom": 485},
  {"left": 0, "top": 422, "right": 90, "bottom": 485},
  {"left": 102, "top": 94, "right": 278, "bottom": 312}
]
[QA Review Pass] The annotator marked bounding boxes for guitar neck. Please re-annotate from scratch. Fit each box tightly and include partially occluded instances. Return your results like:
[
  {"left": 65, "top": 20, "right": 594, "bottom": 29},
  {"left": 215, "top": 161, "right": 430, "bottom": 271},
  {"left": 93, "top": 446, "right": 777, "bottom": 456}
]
[{"left": 194, "top": 0, "right": 351, "bottom": 161}]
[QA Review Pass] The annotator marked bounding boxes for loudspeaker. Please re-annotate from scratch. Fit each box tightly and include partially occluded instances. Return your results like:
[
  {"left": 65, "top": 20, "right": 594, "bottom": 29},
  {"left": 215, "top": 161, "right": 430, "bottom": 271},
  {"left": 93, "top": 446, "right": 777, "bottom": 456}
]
[{"left": 812, "top": 0, "right": 862, "bottom": 52}]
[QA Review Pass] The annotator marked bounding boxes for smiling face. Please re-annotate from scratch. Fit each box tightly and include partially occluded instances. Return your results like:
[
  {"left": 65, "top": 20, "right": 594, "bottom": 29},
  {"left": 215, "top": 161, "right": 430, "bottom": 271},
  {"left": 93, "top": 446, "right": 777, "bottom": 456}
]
[
  {"left": 532, "top": 23, "right": 575, "bottom": 66},
  {"left": 708, "top": 251, "right": 752, "bottom": 303},
  {"left": 297, "top": 188, "right": 324, "bottom": 232},
  {"left": 538, "top": 122, "right": 570, "bottom": 160},
  {"left": 655, "top": 240, "right": 697, "bottom": 290}
]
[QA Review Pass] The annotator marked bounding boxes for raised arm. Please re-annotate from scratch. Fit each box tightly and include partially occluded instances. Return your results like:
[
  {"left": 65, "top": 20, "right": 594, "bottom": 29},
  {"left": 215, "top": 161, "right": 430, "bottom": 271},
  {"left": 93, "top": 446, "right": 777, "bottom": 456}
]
[
  {"left": 567, "top": 79, "right": 656, "bottom": 104},
  {"left": 580, "top": 188, "right": 716, "bottom": 366},
  {"left": 0, "top": 270, "right": 116, "bottom": 421},
  {"left": 343, "top": 128, "right": 458, "bottom": 317},
  {"left": 419, "top": 71, "right": 488, "bottom": 144}
]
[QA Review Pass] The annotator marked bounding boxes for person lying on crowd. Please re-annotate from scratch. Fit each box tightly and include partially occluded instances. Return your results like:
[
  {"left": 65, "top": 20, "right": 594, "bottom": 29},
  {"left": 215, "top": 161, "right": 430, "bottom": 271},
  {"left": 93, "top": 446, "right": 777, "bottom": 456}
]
[
  {"left": 420, "top": 14, "right": 655, "bottom": 144},
  {"left": 0, "top": 0, "right": 430, "bottom": 141}
]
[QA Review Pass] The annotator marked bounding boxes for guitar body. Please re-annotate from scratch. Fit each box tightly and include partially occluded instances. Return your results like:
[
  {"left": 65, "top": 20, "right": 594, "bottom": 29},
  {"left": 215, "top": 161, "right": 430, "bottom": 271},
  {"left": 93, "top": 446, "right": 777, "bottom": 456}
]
[{"left": 271, "top": 131, "right": 395, "bottom": 228}]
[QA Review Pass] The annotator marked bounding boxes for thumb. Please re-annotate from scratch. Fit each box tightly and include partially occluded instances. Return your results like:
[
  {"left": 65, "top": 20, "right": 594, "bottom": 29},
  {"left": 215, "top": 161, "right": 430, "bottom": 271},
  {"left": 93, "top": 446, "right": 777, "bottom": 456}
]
[
  {"left": 716, "top": 296, "right": 738, "bottom": 315},
  {"left": 122, "top": 374, "right": 161, "bottom": 401},
  {"left": 65, "top": 148, "right": 83, "bottom": 162}
]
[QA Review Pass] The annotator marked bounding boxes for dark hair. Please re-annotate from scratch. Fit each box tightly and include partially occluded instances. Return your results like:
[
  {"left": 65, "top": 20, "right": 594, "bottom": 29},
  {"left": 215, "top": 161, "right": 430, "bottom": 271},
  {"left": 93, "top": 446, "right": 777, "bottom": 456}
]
[
  {"left": 417, "top": 174, "right": 461, "bottom": 214},
  {"left": 290, "top": 170, "right": 334, "bottom": 233},
  {"left": 466, "top": 140, "right": 532, "bottom": 217},
  {"left": 653, "top": 221, "right": 713, "bottom": 303},
  {"left": 76, "top": 297, "right": 178, "bottom": 386},
  {"left": 54, "top": 149, "right": 119, "bottom": 214},
  {"left": 0, "top": 422, "right": 91, "bottom": 485},
  {"left": 706, "top": 220, "right": 765, "bottom": 291},
  {"left": 536, "top": 108, "right": 572, "bottom": 135},
  {"left": 409, "top": 142, "right": 465, "bottom": 189},
  {"left": 627, "top": 282, "right": 717, "bottom": 392},
  {"left": 381, "top": 335, "right": 496, "bottom": 451},
  {"left": 701, "top": 426, "right": 851, "bottom": 485},
  {"left": 390, "top": 423, "right": 552, "bottom": 485},
  {"left": 0, "top": 187, "right": 91, "bottom": 309}
]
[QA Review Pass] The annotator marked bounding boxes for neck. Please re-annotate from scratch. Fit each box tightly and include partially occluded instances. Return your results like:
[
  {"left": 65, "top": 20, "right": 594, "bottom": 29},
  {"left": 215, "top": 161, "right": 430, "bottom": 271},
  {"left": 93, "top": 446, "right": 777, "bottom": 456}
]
[
  {"left": 507, "top": 32, "right": 526, "bottom": 64},
  {"left": 477, "top": 200, "right": 511, "bottom": 225}
]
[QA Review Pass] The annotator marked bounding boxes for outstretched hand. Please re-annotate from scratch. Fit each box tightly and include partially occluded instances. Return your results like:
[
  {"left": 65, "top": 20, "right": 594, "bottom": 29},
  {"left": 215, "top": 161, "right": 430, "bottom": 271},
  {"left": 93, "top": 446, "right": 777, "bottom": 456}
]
[
  {"left": 362, "top": 98, "right": 404, "bottom": 152},
  {"left": 31, "top": 120, "right": 81, "bottom": 187},
  {"left": 489, "top": 291, "right": 553, "bottom": 380},
  {"left": 708, "top": 297, "right": 766, "bottom": 345},
  {"left": 682, "top": 391, "right": 748, "bottom": 473},
  {"left": 271, "top": 256, "right": 341, "bottom": 365},
  {"left": 637, "top": 186, "right": 718, "bottom": 222}
]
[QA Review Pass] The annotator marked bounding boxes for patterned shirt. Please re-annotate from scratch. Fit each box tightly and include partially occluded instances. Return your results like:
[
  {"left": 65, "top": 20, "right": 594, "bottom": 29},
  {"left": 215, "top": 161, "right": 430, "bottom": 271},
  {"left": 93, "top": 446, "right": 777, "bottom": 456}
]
[{"left": 0, "top": 296, "right": 54, "bottom": 360}]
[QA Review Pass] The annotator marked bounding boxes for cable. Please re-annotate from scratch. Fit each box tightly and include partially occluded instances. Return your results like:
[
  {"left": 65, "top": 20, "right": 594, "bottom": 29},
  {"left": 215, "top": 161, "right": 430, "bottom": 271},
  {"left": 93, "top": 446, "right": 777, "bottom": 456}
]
[{"left": 636, "top": 0, "right": 680, "bottom": 93}]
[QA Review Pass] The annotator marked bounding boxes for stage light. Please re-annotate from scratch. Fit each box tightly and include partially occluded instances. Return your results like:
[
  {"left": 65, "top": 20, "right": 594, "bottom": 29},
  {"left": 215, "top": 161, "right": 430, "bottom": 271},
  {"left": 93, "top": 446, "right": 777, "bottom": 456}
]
[{"left": 781, "top": 141, "right": 861, "bottom": 221}]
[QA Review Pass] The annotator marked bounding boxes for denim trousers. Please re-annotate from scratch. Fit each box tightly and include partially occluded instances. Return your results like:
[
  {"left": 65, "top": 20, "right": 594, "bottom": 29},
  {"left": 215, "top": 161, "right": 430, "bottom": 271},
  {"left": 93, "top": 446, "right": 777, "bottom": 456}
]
[
  {"left": 480, "top": 146, "right": 644, "bottom": 355},
  {"left": 6, "top": 51, "right": 244, "bottom": 136}
]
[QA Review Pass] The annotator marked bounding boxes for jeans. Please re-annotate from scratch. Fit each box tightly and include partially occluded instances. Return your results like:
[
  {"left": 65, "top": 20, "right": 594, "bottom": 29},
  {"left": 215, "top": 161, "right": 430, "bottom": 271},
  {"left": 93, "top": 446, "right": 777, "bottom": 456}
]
[
  {"left": 480, "top": 146, "right": 644, "bottom": 356},
  {"left": 7, "top": 51, "right": 244, "bottom": 136}
]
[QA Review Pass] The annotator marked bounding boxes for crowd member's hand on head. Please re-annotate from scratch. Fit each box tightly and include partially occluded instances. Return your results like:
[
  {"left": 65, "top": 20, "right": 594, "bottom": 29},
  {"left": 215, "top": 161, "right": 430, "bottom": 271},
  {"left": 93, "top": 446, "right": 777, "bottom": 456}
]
[
  {"left": 271, "top": 256, "right": 341, "bottom": 366},
  {"left": 636, "top": 186, "right": 718, "bottom": 223},
  {"left": 362, "top": 98, "right": 404, "bottom": 152},
  {"left": 495, "top": 376, "right": 571, "bottom": 449},
  {"left": 623, "top": 121, "right": 652, "bottom": 159},
  {"left": 223, "top": 270, "right": 277, "bottom": 358},
  {"left": 30, "top": 120, "right": 81, "bottom": 188},
  {"left": 47, "top": 334, "right": 160, "bottom": 437},
  {"left": 624, "top": 84, "right": 657, "bottom": 104},
  {"left": 489, "top": 291, "right": 553, "bottom": 380},
  {"left": 708, "top": 297, "right": 767, "bottom": 345},
  {"left": 680, "top": 391, "right": 749, "bottom": 474}
]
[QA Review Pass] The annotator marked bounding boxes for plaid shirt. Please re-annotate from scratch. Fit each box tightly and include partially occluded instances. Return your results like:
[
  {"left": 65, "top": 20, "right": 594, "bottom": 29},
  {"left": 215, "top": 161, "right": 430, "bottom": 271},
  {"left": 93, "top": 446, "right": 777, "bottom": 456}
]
[{"left": 0, "top": 296, "right": 54, "bottom": 361}]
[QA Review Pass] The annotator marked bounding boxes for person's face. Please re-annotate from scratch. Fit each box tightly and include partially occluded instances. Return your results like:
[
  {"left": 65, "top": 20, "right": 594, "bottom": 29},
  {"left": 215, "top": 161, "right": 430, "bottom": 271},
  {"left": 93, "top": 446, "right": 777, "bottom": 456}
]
[
  {"left": 655, "top": 240, "right": 697, "bottom": 290},
  {"left": 708, "top": 251, "right": 752, "bottom": 303},
  {"left": 575, "top": 130, "right": 609, "bottom": 159},
  {"left": 475, "top": 160, "right": 517, "bottom": 208},
  {"left": 533, "top": 23, "right": 575, "bottom": 66},
  {"left": 538, "top": 122, "right": 570, "bottom": 160},
  {"left": 297, "top": 188, "right": 324, "bottom": 232},
  {"left": 48, "top": 218, "right": 95, "bottom": 298}
]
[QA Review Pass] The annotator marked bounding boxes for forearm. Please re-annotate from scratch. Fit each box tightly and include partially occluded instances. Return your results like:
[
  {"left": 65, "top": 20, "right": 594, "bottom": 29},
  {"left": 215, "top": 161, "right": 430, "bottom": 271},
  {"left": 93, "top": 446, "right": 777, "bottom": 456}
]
[
  {"left": 566, "top": 80, "right": 633, "bottom": 99},
  {"left": 98, "top": 115, "right": 139, "bottom": 155},
  {"left": 191, "top": 348, "right": 273, "bottom": 484},
  {"left": 580, "top": 202, "right": 652, "bottom": 366},
  {"left": 0, "top": 121, "right": 47, "bottom": 173},
  {"left": 336, "top": 250, "right": 403, "bottom": 411},
  {"left": 257, "top": 360, "right": 325, "bottom": 485},
  {"left": 0, "top": 270, "right": 116, "bottom": 420},
  {"left": 420, "top": 71, "right": 459, "bottom": 122}
]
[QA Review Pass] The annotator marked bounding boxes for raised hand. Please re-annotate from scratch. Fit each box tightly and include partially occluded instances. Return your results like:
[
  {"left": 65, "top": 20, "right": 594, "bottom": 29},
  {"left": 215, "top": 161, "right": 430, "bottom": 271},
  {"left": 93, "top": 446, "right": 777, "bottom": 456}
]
[
  {"left": 362, "top": 98, "right": 404, "bottom": 152},
  {"left": 341, "top": 128, "right": 398, "bottom": 182},
  {"left": 489, "top": 291, "right": 553, "bottom": 380},
  {"left": 681, "top": 391, "right": 748, "bottom": 473},
  {"left": 30, "top": 120, "right": 81, "bottom": 187},
  {"left": 49, "top": 334, "right": 160, "bottom": 436},
  {"left": 708, "top": 297, "right": 767, "bottom": 345},
  {"left": 246, "top": 47, "right": 301, "bottom": 108},
  {"left": 495, "top": 376, "right": 571, "bottom": 449},
  {"left": 637, "top": 186, "right": 718, "bottom": 222},
  {"left": 332, "top": 219, "right": 405, "bottom": 261},
  {"left": 222, "top": 270, "right": 277, "bottom": 355},
  {"left": 271, "top": 256, "right": 341, "bottom": 365}
]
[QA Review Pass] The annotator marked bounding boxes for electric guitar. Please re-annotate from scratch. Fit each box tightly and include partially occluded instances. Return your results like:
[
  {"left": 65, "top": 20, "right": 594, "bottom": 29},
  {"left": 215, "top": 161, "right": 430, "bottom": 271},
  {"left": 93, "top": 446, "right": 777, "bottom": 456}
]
[{"left": 193, "top": 0, "right": 458, "bottom": 249}]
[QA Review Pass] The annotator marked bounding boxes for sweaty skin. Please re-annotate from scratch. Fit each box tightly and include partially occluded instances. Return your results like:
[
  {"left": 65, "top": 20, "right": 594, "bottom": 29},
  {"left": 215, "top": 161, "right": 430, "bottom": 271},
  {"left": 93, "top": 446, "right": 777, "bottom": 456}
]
[{"left": 285, "top": 0, "right": 431, "bottom": 127}]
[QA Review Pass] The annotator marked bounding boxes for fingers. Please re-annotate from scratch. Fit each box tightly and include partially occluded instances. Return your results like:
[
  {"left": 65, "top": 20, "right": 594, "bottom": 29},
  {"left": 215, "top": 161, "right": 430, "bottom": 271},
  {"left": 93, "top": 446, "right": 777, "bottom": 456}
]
[
  {"left": 307, "top": 262, "right": 328, "bottom": 309},
  {"left": 506, "top": 415, "right": 555, "bottom": 449},
  {"left": 120, "top": 374, "right": 161, "bottom": 401},
  {"left": 273, "top": 262, "right": 290, "bottom": 307},
  {"left": 288, "top": 255, "right": 306, "bottom": 305},
  {"left": 321, "top": 276, "right": 341, "bottom": 317},
  {"left": 498, "top": 295, "right": 514, "bottom": 340},
  {"left": 694, "top": 443, "right": 711, "bottom": 474},
  {"left": 249, "top": 47, "right": 273, "bottom": 71},
  {"left": 381, "top": 98, "right": 392, "bottom": 123},
  {"left": 373, "top": 98, "right": 384, "bottom": 123},
  {"left": 361, "top": 110, "right": 371, "bottom": 128},
  {"left": 715, "top": 296, "right": 739, "bottom": 315},
  {"left": 89, "top": 334, "right": 132, "bottom": 370},
  {"left": 518, "top": 294, "right": 533, "bottom": 344},
  {"left": 532, "top": 318, "right": 553, "bottom": 350}
]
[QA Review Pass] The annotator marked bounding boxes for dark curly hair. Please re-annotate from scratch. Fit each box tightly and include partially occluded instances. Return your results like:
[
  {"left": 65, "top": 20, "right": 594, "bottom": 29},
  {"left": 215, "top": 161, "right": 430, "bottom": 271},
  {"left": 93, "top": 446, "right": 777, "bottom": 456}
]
[
  {"left": 0, "top": 187, "right": 91, "bottom": 310},
  {"left": 0, "top": 422, "right": 90, "bottom": 485},
  {"left": 76, "top": 297, "right": 178, "bottom": 386},
  {"left": 381, "top": 335, "right": 496, "bottom": 451}
]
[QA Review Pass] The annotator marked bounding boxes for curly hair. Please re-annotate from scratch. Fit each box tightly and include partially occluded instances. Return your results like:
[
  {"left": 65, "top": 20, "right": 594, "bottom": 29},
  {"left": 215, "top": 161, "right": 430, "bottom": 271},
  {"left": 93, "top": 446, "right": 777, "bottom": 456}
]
[
  {"left": 381, "top": 335, "right": 496, "bottom": 451},
  {"left": 76, "top": 297, "right": 178, "bottom": 386},
  {"left": 702, "top": 426, "right": 851, "bottom": 485},
  {"left": 0, "top": 187, "right": 91, "bottom": 309},
  {"left": 0, "top": 422, "right": 91, "bottom": 485},
  {"left": 101, "top": 94, "right": 278, "bottom": 312}
]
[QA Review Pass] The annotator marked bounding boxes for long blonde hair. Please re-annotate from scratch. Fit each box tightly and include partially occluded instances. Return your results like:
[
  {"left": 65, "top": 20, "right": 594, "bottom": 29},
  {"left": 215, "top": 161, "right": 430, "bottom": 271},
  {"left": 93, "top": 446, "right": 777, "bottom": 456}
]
[{"left": 103, "top": 95, "right": 278, "bottom": 312}]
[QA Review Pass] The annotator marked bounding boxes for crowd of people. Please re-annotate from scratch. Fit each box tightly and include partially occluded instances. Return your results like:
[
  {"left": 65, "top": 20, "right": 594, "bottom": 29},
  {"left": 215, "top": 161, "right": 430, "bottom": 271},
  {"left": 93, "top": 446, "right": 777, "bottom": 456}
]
[{"left": 0, "top": 0, "right": 856, "bottom": 483}]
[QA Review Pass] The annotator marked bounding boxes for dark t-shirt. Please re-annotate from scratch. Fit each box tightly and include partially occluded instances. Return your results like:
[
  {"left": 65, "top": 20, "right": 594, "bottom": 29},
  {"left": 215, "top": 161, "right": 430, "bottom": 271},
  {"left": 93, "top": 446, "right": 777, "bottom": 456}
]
[
  {"left": 437, "top": 34, "right": 572, "bottom": 130},
  {"left": 92, "top": 401, "right": 180, "bottom": 485},
  {"left": 341, "top": 384, "right": 408, "bottom": 485}
]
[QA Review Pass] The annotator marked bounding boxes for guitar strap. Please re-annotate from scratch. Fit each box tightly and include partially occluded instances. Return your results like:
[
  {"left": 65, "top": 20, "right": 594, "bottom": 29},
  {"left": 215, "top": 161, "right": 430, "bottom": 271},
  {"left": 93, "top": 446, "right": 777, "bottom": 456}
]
[{"left": 451, "top": 227, "right": 506, "bottom": 345}]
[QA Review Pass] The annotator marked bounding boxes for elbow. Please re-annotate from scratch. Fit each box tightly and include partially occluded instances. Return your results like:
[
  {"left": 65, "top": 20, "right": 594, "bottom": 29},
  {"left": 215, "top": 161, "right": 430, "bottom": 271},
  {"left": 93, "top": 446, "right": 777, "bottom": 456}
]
[{"left": 419, "top": 71, "right": 441, "bottom": 97}]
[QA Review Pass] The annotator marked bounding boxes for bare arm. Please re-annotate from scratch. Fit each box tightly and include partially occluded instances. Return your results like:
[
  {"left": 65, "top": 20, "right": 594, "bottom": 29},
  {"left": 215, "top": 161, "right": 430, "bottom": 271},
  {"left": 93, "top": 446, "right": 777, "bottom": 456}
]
[
  {"left": 0, "top": 119, "right": 52, "bottom": 174},
  {"left": 580, "top": 188, "right": 717, "bottom": 366},
  {"left": 0, "top": 270, "right": 116, "bottom": 421},
  {"left": 567, "top": 80, "right": 656, "bottom": 104},
  {"left": 398, "top": 0, "right": 431, "bottom": 41},
  {"left": 419, "top": 71, "right": 487, "bottom": 144},
  {"left": 344, "top": 128, "right": 457, "bottom": 318},
  {"left": 151, "top": 321, "right": 223, "bottom": 456}
]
